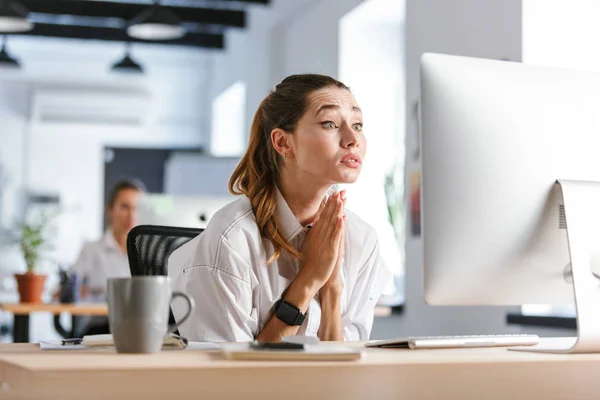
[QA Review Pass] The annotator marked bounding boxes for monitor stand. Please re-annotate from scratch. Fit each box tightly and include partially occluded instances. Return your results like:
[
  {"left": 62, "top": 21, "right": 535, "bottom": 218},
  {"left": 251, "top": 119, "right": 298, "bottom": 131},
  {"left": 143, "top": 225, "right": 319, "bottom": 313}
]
[{"left": 511, "top": 180, "right": 600, "bottom": 354}]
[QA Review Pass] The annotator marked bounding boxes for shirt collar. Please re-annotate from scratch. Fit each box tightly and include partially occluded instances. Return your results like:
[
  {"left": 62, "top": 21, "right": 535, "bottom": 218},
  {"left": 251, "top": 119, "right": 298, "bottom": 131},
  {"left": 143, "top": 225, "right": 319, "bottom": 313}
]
[
  {"left": 275, "top": 186, "right": 305, "bottom": 242},
  {"left": 103, "top": 230, "right": 122, "bottom": 253},
  {"left": 274, "top": 186, "right": 337, "bottom": 242}
]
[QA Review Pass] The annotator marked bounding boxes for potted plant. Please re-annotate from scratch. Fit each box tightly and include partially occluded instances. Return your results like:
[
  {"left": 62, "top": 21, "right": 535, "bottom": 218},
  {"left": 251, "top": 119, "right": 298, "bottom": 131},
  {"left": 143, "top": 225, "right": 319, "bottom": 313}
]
[{"left": 13, "top": 211, "right": 57, "bottom": 304}]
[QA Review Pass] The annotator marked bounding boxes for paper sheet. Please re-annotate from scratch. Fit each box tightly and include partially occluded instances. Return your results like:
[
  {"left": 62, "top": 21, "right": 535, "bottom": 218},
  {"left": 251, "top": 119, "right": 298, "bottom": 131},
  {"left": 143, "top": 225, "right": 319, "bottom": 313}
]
[
  {"left": 186, "top": 341, "right": 220, "bottom": 350},
  {"left": 39, "top": 340, "right": 87, "bottom": 350},
  {"left": 40, "top": 339, "right": 219, "bottom": 351}
]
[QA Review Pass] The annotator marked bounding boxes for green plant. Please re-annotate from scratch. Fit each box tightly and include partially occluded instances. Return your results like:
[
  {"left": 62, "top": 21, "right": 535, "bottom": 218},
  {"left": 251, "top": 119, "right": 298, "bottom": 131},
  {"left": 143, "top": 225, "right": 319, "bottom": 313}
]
[
  {"left": 15, "top": 211, "right": 58, "bottom": 273},
  {"left": 384, "top": 163, "right": 405, "bottom": 242}
]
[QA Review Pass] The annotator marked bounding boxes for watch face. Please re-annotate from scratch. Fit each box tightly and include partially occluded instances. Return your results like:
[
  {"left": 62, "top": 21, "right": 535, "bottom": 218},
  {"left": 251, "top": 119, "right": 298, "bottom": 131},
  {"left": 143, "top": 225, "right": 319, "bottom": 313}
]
[
  {"left": 277, "top": 301, "right": 303, "bottom": 326},
  {"left": 278, "top": 302, "right": 297, "bottom": 323}
]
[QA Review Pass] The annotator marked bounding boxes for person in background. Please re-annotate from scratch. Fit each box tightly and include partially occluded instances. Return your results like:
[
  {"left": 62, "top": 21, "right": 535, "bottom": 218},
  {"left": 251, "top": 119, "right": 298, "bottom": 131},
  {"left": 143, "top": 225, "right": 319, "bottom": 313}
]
[
  {"left": 169, "top": 74, "right": 392, "bottom": 342},
  {"left": 69, "top": 178, "right": 144, "bottom": 336}
]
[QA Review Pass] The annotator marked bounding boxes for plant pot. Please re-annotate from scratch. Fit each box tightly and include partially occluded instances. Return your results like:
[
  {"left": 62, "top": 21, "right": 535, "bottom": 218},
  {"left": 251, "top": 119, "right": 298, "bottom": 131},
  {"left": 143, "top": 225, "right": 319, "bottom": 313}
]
[{"left": 14, "top": 273, "right": 47, "bottom": 304}]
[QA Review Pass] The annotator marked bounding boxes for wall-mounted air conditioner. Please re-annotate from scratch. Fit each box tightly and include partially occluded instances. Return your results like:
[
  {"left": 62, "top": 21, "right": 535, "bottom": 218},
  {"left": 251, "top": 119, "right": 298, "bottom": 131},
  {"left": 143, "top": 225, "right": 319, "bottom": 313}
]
[{"left": 31, "top": 85, "right": 153, "bottom": 126}]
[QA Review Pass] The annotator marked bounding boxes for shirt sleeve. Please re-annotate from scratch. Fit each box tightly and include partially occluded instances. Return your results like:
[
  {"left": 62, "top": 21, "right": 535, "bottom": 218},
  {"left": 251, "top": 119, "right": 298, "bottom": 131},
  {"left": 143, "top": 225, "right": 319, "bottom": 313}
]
[
  {"left": 341, "top": 238, "right": 393, "bottom": 341},
  {"left": 170, "top": 239, "right": 258, "bottom": 342}
]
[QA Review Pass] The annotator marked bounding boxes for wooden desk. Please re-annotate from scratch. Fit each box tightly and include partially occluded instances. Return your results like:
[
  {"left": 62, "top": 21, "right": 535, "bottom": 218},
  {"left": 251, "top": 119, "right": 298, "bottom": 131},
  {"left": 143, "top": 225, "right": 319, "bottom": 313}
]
[
  {"left": 1, "top": 339, "right": 599, "bottom": 399},
  {"left": 0, "top": 303, "right": 108, "bottom": 343},
  {"left": 0, "top": 303, "right": 108, "bottom": 316}
]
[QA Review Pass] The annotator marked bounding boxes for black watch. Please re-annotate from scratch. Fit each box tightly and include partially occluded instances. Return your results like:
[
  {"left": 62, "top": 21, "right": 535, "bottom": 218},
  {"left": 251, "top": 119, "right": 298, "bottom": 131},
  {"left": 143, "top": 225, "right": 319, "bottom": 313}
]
[{"left": 274, "top": 299, "right": 306, "bottom": 326}]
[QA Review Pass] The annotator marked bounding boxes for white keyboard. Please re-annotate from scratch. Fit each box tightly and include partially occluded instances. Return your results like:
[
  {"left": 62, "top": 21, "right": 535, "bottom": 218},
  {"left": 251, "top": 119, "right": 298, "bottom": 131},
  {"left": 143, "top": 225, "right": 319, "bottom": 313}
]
[{"left": 365, "top": 334, "right": 540, "bottom": 350}]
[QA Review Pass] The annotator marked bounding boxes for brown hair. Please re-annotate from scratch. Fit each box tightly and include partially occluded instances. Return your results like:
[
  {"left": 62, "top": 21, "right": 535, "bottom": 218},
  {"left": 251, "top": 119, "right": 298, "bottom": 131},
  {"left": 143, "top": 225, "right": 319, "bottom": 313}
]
[
  {"left": 228, "top": 74, "right": 350, "bottom": 263},
  {"left": 107, "top": 178, "right": 145, "bottom": 209}
]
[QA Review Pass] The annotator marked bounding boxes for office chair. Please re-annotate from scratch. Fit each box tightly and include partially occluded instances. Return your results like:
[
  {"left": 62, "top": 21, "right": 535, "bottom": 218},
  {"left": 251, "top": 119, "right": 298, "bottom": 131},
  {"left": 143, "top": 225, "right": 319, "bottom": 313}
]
[{"left": 126, "top": 224, "right": 204, "bottom": 335}]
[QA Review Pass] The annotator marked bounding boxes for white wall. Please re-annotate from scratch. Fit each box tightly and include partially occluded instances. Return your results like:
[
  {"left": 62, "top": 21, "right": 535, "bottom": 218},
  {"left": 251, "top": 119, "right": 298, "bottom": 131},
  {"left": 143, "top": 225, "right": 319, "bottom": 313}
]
[
  {"left": 523, "top": 0, "right": 600, "bottom": 71},
  {"left": 270, "top": 0, "right": 364, "bottom": 83},
  {"left": 207, "top": 28, "right": 269, "bottom": 151},
  {"left": 373, "top": 0, "right": 525, "bottom": 338},
  {"left": 0, "top": 81, "right": 30, "bottom": 233}
]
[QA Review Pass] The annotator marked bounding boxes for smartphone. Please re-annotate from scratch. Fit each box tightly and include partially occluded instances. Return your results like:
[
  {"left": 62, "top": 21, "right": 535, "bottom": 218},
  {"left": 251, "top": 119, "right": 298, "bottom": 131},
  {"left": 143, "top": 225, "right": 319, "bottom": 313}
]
[
  {"left": 250, "top": 341, "right": 305, "bottom": 350},
  {"left": 61, "top": 338, "right": 83, "bottom": 346}
]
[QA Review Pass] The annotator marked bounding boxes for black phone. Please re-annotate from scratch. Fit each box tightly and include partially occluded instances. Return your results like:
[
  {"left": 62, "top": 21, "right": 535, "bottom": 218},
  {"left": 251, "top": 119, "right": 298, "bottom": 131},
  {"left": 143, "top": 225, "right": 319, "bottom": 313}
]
[
  {"left": 250, "top": 341, "right": 305, "bottom": 350},
  {"left": 61, "top": 338, "right": 83, "bottom": 346}
]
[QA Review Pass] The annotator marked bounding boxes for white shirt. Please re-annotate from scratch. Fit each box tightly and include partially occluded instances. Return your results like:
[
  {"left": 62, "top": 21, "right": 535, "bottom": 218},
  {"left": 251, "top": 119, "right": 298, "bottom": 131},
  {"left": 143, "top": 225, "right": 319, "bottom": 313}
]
[
  {"left": 168, "top": 190, "right": 392, "bottom": 342},
  {"left": 70, "top": 230, "right": 131, "bottom": 302}
]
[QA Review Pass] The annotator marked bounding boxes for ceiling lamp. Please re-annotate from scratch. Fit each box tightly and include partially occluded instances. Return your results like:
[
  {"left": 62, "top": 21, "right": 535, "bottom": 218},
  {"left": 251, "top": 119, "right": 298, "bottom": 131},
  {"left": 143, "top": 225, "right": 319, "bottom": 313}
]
[
  {"left": 0, "top": 35, "right": 20, "bottom": 69},
  {"left": 111, "top": 42, "right": 143, "bottom": 74},
  {"left": 0, "top": 0, "right": 33, "bottom": 33},
  {"left": 127, "top": 0, "right": 185, "bottom": 41}
]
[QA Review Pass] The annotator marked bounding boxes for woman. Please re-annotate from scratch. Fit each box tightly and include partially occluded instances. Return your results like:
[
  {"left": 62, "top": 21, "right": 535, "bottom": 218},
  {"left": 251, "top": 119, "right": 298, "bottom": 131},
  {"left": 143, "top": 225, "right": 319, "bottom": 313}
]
[
  {"left": 69, "top": 179, "right": 144, "bottom": 335},
  {"left": 169, "top": 74, "right": 392, "bottom": 342}
]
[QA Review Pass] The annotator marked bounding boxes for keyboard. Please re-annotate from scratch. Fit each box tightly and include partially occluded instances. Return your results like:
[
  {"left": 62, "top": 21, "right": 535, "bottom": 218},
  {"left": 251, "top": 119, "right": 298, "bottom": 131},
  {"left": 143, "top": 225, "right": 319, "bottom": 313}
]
[{"left": 365, "top": 334, "right": 540, "bottom": 350}]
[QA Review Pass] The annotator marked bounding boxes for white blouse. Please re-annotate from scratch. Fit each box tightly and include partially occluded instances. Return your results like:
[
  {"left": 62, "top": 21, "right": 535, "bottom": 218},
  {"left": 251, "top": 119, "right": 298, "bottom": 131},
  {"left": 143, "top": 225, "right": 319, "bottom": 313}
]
[
  {"left": 70, "top": 230, "right": 130, "bottom": 302},
  {"left": 168, "top": 189, "right": 392, "bottom": 342}
]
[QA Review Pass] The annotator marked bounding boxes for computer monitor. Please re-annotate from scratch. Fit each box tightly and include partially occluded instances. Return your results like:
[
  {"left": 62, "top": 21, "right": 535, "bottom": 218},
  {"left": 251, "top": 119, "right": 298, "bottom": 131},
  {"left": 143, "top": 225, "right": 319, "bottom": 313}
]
[
  {"left": 420, "top": 53, "right": 600, "bottom": 353},
  {"left": 137, "top": 194, "right": 236, "bottom": 229}
]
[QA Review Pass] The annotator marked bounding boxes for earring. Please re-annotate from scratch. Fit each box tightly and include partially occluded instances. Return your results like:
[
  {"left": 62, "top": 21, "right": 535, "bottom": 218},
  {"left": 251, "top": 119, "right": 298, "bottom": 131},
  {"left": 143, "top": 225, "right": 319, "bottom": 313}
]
[{"left": 283, "top": 152, "right": 287, "bottom": 159}]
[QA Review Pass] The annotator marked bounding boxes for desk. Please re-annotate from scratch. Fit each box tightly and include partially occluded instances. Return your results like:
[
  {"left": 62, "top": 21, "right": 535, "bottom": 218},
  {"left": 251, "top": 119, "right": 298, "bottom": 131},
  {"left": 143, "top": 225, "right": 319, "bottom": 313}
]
[
  {"left": 0, "top": 303, "right": 108, "bottom": 343},
  {"left": 1, "top": 339, "right": 599, "bottom": 399}
]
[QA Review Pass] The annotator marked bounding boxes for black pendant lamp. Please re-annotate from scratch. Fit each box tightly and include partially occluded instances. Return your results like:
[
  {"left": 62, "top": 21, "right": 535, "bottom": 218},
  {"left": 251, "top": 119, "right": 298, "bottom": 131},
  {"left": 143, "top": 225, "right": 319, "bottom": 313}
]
[
  {"left": 111, "top": 42, "right": 143, "bottom": 74},
  {"left": 127, "top": 0, "right": 185, "bottom": 41},
  {"left": 0, "top": 35, "right": 20, "bottom": 69}
]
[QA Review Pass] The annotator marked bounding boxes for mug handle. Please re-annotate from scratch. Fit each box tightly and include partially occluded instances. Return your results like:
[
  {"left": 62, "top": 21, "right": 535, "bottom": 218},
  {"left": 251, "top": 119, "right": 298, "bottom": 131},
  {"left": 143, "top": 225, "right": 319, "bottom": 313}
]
[{"left": 168, "top": 292, "right": 195, "bottom": 334}]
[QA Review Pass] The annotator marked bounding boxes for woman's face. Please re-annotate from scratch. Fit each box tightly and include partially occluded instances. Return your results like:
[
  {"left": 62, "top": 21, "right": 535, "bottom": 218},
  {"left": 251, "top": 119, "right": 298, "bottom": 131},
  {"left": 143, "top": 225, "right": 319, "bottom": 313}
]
[
  {"left": 287, "top": 87, "right": 366, "bottom": 185},
  {"left": 108, "top": 188, "right": 140, "bottom": 235}
]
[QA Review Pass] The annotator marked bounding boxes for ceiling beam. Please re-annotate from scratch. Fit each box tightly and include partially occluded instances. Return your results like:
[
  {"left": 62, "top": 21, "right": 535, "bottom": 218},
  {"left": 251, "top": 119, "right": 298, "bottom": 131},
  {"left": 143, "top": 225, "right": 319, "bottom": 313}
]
[
  {"left": 15, "top": 22, "right": 224, "bottom": 49},
  {"left": 22, "top": 0, "right": 247, "bottom": 28},
  {"left": 181, "top": 0, "right": 269, "bottom": 4}
]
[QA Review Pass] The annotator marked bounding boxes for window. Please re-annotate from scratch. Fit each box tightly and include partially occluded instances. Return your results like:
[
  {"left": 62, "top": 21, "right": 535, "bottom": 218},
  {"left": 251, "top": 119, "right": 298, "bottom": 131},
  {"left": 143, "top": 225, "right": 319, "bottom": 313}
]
[
  {"left": 211, "top": 81, "right": 246, "bottom": 157},
  {"left": 339, "top": 0, "right": 405, "bottom": 306}
]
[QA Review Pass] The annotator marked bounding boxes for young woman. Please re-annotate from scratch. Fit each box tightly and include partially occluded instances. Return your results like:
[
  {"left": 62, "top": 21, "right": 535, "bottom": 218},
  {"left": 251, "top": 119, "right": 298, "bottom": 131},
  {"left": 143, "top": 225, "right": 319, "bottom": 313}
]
[
  {"left": 69, "top": 179, "right": 144, "bottom": 335},
  {"left": 169, "top": 74, "right": 392, "bottom": 342}
]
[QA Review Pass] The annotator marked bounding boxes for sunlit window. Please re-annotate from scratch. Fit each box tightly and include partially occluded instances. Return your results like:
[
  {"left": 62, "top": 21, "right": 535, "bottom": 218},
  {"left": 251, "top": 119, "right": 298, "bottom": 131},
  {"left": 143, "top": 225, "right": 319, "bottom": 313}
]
[{"left": 211, "top": 81, "right": 246, "bottom": 157}]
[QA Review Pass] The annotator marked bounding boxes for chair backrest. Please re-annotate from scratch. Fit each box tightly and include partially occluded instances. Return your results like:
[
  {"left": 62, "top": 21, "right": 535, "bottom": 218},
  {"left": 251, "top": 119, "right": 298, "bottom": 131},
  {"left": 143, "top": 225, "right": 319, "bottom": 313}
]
[
  {"left": 126, "top": 224, "right": 203, "bottom": 335},
  {"left": 127, "top": 225, "right": 204, "bottom": 276}
]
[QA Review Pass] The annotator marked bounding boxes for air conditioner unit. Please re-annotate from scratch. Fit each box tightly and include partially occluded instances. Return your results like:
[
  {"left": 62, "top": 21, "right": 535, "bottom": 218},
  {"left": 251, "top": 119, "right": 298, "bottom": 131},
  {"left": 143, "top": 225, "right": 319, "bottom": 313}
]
[{"left": 31, "top": 85, "right": 153, "bottom": 126}]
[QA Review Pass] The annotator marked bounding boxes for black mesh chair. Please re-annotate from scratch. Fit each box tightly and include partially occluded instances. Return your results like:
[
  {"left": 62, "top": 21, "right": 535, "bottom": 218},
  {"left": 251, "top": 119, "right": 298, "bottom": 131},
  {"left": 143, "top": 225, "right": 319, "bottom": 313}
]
[{"left": 126, "top": 225, "right": 204, "bottom": 334}]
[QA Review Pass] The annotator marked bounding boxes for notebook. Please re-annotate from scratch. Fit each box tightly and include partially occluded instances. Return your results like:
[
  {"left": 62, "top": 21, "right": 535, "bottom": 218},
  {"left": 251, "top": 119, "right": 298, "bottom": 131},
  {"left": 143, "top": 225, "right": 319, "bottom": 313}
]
[
  {"left": 220, "top": 342, "right": 363, "bottom": 361},
  {"left": 82, "top": 333, "right": 188, "bottom": 349}
]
